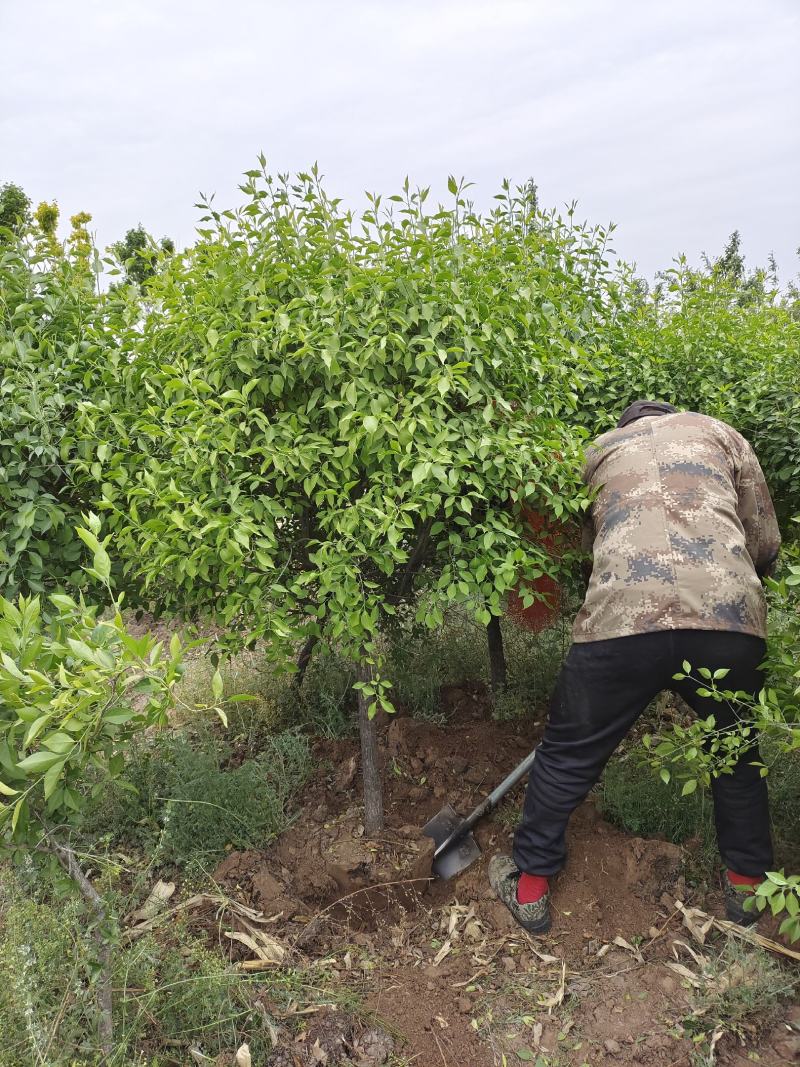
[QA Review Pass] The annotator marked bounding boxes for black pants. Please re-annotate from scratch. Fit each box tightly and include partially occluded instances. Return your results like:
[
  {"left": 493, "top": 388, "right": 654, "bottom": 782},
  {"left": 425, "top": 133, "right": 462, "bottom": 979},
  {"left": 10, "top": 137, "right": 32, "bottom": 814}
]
[{"left": 513, "top": 630, "right": 773, "bottom": 877}]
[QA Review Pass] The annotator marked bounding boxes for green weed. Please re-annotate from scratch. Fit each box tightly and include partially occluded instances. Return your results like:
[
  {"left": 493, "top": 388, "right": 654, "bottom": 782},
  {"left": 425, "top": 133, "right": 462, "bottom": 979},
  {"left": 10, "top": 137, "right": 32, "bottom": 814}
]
[
  {"left": 0, "top": 867, "right": 323, "bottom": 1066},
  {"left": 600, "top": 750, "right": 715, "bottom": 846},
  {"left": 86, "top": 730, "right": 311, "bottom": 873},
  {"left": 683, "top": 940, "right": 792, "bottom": 1060}
]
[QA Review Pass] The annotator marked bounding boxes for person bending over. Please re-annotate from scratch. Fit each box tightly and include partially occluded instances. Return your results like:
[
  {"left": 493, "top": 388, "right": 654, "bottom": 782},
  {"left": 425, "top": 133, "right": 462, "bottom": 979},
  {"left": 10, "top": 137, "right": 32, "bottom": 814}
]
[{"left": 490, "top": 400, "right": 781, "bottom": 934}]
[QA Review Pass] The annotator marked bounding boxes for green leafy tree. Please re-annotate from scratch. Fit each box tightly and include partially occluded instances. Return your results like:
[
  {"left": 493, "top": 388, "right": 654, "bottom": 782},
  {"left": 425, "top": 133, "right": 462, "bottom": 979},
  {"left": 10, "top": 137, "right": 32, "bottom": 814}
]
[
  {"left": 110, "top": 223, "right": 175, "bottom": 287},
  {"left": 33, "top": 199, "right": 60, "bottom": 257},
  {"left": 77, "top": 164, "right": 612, "bottom": 831},
  {"left": 575, "top": 244, "right": 800, "bottom": 520},
  {"left": 0, "top": 236, "right": 101, "bottom": 595},
  {"left": 0, "top": 181, "right": 31, "bottom": 240}
]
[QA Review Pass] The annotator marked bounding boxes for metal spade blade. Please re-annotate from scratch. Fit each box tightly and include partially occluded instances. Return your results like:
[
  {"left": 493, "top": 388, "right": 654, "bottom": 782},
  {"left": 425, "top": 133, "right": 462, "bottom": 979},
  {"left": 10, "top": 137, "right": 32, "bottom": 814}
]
[
  {"left": 421, "top": 747, "right": 539, "bottom": 881},
  {"left": 422, "top": 804, "right": 482, "bottom": 880}
]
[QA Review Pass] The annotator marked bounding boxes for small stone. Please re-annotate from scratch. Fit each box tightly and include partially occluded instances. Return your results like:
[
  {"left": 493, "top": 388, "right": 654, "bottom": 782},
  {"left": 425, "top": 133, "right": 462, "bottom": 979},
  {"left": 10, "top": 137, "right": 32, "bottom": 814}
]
[
  {"left": 464, "top": 765, "right": 488, "bottom": 785},
  {"left": 603, "top": 1039, "right": 621, "bottom": 1055},
  {"left": 500, "top": 955, "right": 517, "bottom": 973},
  {"left": 648, "top": 926, "right": 660, "bottom": 939},
  {"left": 457, "top": 996, "right": 472, "bottom": 1014},
  {"left": 464, "top": 920, "right": 483, "bottom": 942}
]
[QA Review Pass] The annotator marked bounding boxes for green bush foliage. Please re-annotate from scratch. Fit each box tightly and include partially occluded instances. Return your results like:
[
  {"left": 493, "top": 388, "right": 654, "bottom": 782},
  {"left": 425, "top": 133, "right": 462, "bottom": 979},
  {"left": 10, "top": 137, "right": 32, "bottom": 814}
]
[
  {"left": 0, "top": 516, "right": 185, "bottom": 853},
  {"left": 0, "top": 241, "right": 98, "bottom": 595},
  {"left": 600, "top": 748, "right": 714, "bottom": 845},
  {"left": 77, "top": 169, "right": 610, "bottom": 701},
  {"left": 89, "top": 730, "right": 311, "bottom": 870},
  {"left": 576, "top": 250, "right": 800, "bottom": 519}
]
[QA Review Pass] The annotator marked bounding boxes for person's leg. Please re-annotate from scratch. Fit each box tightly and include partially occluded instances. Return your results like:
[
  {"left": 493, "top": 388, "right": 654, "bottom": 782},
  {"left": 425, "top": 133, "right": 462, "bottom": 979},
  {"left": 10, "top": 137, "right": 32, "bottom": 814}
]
[
  {"left": 512, "top": 631, "right": 674, "bottom": 876},
  {"left": 672, "top": 631, "right": 773, "bottom": 877}
]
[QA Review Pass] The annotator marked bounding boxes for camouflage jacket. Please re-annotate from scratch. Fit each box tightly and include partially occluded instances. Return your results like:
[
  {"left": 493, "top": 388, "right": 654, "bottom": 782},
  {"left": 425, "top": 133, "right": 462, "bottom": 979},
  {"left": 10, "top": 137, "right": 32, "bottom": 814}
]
[{"left": 573, "top": 412, "right": 781, "bottom": 643}]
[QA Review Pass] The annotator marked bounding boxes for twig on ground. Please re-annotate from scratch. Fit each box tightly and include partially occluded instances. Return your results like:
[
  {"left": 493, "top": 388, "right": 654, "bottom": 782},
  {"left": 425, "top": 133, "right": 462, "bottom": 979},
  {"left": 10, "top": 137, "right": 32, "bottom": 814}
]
[{"left": 433, "top": 1029, "right": 450, "bottom": 1067}]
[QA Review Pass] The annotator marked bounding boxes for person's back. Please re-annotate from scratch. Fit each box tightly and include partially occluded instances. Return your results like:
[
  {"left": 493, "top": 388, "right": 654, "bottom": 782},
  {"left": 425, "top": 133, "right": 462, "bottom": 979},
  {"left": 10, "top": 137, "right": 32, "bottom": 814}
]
[
  {"left": 489, "top": 401, "right": 781, "bottom": 937},
  {"left": 574, "top": 411, "right": 780, "bottom": 642}
]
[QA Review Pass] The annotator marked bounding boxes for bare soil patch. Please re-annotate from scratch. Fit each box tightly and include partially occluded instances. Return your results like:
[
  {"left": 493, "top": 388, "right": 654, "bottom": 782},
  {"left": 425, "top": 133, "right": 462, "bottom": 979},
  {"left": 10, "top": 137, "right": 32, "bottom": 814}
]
[{"left": 208, "top": 694, "right": 798, "bottom": 1066}]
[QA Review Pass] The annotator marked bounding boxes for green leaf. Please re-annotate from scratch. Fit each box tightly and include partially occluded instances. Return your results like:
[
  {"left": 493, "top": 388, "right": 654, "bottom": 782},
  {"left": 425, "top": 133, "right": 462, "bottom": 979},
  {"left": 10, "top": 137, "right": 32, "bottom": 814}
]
[
  {"left": 16, "top": 750, "right": 65, "bottom": 774},
  {"left": 681, "top": 779, "right": 698, "bottom": 796},
  {"left": 770, "top": 891, "right": 787, "bottom": 916},
  {"left": 412, "top": 462, "right": 429, "bottom": 485},
  {"left": 212, "top": 669, "right": 224, "bottom": 700},
  {"left": 24, "top": 714, "right": 51, "bottom": 746},
  {"left": 93, "top": 547, "right": 111, "bottom": 582},
  {"left": 43, "top": 758, "right": 66, "bottom": 800}
]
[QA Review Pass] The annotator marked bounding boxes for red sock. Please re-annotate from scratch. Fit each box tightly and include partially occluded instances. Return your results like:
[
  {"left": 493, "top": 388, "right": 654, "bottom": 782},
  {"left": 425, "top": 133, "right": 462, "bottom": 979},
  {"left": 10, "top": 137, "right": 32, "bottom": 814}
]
[
  {"left": 517, "top": 873, "right": 549, "bottom": 904},
  {"left": 727, "top": 869, "right": 762, "bottom": 889}
]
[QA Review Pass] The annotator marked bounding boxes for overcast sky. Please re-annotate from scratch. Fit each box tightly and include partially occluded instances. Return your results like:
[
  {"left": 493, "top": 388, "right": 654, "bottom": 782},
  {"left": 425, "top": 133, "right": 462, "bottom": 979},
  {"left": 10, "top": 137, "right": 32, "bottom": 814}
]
[{"left": 2, "top": 0, "right": 798, "bottom": 280}]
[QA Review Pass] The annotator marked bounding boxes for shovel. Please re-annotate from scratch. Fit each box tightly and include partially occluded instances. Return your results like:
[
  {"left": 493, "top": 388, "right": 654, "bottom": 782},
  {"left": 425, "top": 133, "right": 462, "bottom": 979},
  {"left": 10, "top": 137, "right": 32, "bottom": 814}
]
[{"left": 422, "top": 747, "right": 538, "bottom": 879}]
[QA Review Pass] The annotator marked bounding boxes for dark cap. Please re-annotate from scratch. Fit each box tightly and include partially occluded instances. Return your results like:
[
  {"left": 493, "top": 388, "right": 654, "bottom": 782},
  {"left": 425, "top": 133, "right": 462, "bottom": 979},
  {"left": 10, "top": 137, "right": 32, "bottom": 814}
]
[{"left": 617, "top": 400, "right": 678, "bottom": 429}]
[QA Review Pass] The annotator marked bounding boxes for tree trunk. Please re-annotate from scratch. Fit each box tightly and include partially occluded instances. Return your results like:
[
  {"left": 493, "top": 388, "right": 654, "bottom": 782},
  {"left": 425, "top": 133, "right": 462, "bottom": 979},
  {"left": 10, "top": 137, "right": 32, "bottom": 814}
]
[
  {"left": 291, "top": 635, "right": 317, "bottom": 690},
  {"left": 487, "top": 614, "right": 507, "bottom": 698},
  {"left": 390, "top": 514, "right": 437, "bottom": 605},
  {"left": 52, "top": 841, "right": 113, "bottom": 1060},
  {"left": 357, "top": 660, "right": 384, "bottom": 836}
]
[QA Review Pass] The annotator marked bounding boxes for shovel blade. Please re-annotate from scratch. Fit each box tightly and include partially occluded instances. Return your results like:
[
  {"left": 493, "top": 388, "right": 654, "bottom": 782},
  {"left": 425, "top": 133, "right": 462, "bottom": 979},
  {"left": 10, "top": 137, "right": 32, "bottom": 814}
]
[{"left": 422, "top": 803, "right": 482, "bottom": 880}]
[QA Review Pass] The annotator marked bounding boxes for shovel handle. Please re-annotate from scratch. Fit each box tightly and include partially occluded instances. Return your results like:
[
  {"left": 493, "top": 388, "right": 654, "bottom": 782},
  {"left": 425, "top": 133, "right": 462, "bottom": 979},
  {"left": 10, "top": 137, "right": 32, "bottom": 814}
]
[
  {"left": 464, "top": 746, "right": 538, "bottom": 830},
  {"left": 432, "top": 746, "right": 538, "bottom": 859}
]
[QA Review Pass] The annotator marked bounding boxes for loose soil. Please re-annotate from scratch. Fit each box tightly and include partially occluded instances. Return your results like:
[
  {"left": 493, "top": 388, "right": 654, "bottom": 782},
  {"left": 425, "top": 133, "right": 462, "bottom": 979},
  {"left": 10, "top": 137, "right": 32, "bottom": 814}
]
[{"left": 207, "top": 683, "right": 798, "bottom": 1066}]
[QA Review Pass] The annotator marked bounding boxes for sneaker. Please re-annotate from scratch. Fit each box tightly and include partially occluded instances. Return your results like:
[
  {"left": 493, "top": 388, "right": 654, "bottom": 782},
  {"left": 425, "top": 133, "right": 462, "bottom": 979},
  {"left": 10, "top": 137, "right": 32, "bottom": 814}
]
[
  {"left": 488, "top": 855, "right": 551, "bottom": 935},
  {"left": 723, "top": 873, "right": 760, "bottom": 927}
]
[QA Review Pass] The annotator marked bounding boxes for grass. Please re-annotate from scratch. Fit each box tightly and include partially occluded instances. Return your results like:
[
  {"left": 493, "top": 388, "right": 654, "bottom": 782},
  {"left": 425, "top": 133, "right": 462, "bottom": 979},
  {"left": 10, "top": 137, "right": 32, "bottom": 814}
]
[
  {"left": 600, "top": 737, "right": 800, "bottom": 878},
  {"left": 600, "top": 750, "right": 715, "bottom": 844},
  {"left": 681, "top": 939, "right": 794, "bottom": 1065},
  {"left": 0, "top": 866, "right": 347, "bottom": 1066},
  {"left": 385, "top": 606, "right": 570, "bottom": 723},
  {"left": 86, "top": 728, "right": 311, "bottom": 875}
]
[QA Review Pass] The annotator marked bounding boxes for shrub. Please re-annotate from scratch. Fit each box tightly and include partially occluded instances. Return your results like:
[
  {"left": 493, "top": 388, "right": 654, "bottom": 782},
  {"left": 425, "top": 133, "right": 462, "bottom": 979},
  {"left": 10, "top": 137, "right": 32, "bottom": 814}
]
[
  {"left": 0, "top": 241, "right": 98, "bottom": 595},
  {"left": 88, "top": 730, "right": 311, "bottom": 872}
]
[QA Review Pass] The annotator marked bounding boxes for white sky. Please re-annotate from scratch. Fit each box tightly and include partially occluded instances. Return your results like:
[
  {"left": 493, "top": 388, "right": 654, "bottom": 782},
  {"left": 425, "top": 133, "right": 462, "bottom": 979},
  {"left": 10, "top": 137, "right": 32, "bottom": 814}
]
[{"left": 2, "top": 0, "right": 798, "bottom": 280}]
